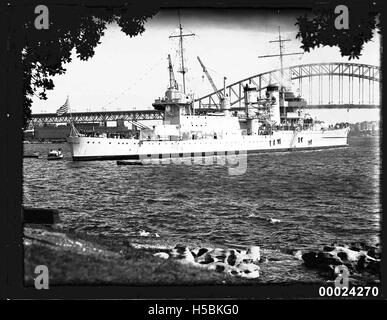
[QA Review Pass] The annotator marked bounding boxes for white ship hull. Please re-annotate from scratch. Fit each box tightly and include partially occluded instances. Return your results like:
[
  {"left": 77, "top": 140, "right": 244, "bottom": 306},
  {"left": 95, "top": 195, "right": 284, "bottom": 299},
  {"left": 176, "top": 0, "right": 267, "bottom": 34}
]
[{"left": 67, "top": 128, "right": 349, "bottom": 161}]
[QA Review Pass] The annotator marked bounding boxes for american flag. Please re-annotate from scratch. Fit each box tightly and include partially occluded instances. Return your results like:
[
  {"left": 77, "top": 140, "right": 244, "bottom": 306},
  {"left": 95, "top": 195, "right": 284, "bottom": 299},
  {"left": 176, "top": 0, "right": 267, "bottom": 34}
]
[{"left": 56, "top": 96, "right": 69, "bottom": 116}]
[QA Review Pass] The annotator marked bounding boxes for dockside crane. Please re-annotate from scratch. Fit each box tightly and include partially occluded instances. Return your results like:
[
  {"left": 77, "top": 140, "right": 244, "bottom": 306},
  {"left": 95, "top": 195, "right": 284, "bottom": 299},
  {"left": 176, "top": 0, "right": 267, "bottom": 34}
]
[
  {"left": 197, "top": 56, "right": 223, "bottom": 105},
  {"left": 167, "top": 54, "right": 178, "bottom": 90}
]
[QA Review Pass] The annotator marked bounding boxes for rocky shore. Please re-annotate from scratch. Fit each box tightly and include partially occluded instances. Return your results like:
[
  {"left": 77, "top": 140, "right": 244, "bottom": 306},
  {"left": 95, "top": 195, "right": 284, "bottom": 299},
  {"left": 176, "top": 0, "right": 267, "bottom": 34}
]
[
  {"left": 23, "top": 226, "right": 255, "bottom": 285},
  {"left": 301, "top": 242, "right": 381, "bottom": 282},
  {"left": 24, "top": 226, "right": 380, "bottom": 286},
  {"left": 152, "top": 245, "right": 262, "bottom": 279}
]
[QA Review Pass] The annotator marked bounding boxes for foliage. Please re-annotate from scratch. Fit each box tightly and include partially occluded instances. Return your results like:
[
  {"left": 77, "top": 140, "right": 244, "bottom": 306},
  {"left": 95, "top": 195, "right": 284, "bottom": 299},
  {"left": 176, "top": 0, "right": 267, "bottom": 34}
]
[
  {"left": 295, "top": 1, "right": 380, "bottom": 60},
  {"left": 13, "top": 3, "right": 158, "bottom": 129}
]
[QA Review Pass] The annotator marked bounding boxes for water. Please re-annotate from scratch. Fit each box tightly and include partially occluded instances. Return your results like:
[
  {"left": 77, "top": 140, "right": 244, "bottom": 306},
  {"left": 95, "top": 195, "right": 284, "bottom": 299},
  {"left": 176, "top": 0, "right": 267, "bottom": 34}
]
[{"left": 23, "top": 137, "right": 381, "bottom": 283}]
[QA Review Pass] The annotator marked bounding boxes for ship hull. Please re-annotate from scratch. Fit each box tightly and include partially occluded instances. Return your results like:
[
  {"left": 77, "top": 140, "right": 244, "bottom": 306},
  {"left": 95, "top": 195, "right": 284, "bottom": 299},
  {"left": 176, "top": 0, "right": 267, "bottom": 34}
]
[{"left": 67, "top": 128, "right": 349, "bottom": 161}]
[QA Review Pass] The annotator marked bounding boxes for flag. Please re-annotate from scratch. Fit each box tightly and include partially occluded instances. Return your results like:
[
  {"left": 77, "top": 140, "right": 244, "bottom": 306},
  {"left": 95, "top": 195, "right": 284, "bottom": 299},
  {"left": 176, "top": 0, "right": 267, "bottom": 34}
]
[{"left": 56, "top": 96, "right": 69, "bottom": 116}]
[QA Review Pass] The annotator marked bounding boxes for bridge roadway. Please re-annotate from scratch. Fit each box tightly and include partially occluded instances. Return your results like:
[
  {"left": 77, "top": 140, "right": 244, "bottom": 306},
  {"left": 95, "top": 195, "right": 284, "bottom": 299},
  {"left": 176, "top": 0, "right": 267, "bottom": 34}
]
[{"left": 30, "top": 104, "right": 379, "bottom": 125}]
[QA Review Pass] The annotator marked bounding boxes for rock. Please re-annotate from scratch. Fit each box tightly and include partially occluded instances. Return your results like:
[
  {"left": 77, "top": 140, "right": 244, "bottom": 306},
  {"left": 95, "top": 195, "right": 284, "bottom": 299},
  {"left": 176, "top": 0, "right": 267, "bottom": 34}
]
[
  {"left": 164, "top": 245, "right": 264, "bottom": 279},
  {"left": 197, "top": 253, "right": 215, "bottom": 264},
  {"left": 214, "top": 263, "right": 227, "bottom": 273},
  {"left": 190, "top": 248, "right": 199, "bottom": 257},
  {"left": 229, "top": 268, "right": 240, "bottom": 276},
  {"left": 323, "top": 246, "right": 336, "bottom": 252},
  {"left": 332, "top": 246, "right": 363, "bottom": 263},
  {"left": 153, "top": 252, "right": 169, "bottom": 259},
  {"left": 349, "top": 241, "right": 369, "bottom": 252},
  {"left": 356, "top": 254, "right": 380, "bottom": 274},
  {"left": 198, "top": 248, "right": 228, "bottom": 264},
  {"left": 302, "top": 252, "right": 320, "bottom": 268},
  {"left": 139, "top": 230, "right": 150, "bottom": 237},
  {"left": 226, "top": 250, "right": 237, "bottom": 266},
  {"left": 366, "top": 244, "right": 381, "bottom": 259},
  {"left": 294, "top": 250, "right": 303, "bottom": 261},
  {"left": 318, "top": 251, "right": 345, "bottom": 266},
  {"left": 174, "top": 244, "right": 188, "bottom": 254},
  {"left": 196, "top": 248, "right": 209, "bottom": 257},
  {"left": 235, "top": 262, "right": 260, "bottom": 279},
  {"left": 246, "top": 246, "right": 260, "bottom": 262},
  {"left": 259, "top": 256, "right": 269, "bottom": 263},
  {"left": 205, "top": 263, "right": 217, "bottom": 271},
  {"left": 171, "top": 245, "right": 196, "bottom": 264},
  {"left": 302, "top": 243, "right": 381, "bottom": 278},
  {"left": 178, "top": 249, "right": 196, "bottom": 264}
]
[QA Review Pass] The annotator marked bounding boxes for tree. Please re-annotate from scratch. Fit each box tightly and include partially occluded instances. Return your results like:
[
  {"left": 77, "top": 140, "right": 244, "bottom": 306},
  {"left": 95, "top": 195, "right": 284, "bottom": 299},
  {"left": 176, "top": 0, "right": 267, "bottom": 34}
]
[
  {"left": 10, "top": 3, "right": 158, "bottom": 129},
  {"left": 295, "top": 1, "right": 380, "bottom": 60}
]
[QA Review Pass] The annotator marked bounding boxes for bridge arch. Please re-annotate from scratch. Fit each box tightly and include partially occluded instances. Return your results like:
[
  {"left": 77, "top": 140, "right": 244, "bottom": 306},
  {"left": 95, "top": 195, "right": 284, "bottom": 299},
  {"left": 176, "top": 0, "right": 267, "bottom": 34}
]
[{"left": 196, "top": 62, "right": 380, "bottom": 108}]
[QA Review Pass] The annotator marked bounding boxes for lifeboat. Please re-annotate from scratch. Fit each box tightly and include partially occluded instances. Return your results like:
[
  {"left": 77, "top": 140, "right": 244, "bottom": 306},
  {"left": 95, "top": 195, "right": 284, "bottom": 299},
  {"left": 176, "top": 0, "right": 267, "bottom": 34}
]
[{"left": 47, "top": 149, "right": 63, "bottom": 160}]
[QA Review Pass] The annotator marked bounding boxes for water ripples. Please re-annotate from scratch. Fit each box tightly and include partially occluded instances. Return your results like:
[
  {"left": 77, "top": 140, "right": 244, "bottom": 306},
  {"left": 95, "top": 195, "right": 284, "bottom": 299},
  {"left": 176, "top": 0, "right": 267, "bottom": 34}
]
[{"left": 23, "top": 137, "right": 381, "bottom": 278}]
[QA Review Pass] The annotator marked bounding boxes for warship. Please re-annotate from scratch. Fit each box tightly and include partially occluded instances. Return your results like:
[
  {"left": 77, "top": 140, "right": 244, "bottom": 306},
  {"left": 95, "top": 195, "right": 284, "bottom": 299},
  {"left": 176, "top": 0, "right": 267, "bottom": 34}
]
[{"left": 67, "top": 23, "right": 349, "bottom": 161}]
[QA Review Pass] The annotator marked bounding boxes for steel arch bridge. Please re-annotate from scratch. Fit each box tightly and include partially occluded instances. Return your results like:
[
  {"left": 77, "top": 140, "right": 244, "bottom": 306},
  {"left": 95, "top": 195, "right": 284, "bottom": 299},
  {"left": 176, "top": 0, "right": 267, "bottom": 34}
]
[
  {"left": 195, "top": 62, "right": 381, "bottom": 109},
  {"left": 30, "top": 110, "right": 163, "bottom": 127}
]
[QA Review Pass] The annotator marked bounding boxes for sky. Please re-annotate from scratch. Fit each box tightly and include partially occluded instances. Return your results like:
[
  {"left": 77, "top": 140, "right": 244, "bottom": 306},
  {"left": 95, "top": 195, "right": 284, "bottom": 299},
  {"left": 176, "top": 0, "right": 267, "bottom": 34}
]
[{"left": 31, "top": 9, "right": 381, "bottom": 124}]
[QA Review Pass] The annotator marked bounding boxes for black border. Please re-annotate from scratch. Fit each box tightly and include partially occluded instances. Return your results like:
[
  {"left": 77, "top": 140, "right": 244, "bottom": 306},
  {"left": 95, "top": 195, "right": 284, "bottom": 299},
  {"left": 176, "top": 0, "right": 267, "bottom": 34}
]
[{"left": 1, "top": 0, "right": 386, "bottom": 300}]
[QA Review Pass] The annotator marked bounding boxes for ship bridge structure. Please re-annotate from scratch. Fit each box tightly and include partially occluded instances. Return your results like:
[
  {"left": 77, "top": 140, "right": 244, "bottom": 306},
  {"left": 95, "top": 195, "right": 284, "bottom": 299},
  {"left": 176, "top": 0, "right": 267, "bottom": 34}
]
[{"left": 29, "top": 62, "right": 380, "bottom": 128}]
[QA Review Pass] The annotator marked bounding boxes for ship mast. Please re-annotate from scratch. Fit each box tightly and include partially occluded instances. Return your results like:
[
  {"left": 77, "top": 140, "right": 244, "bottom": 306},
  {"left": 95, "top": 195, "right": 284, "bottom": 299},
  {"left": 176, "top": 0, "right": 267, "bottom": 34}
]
[
  {"left": 169, "top": 11, "right": 195, "bottom": 94},
  {"left": 258, "top": 26, "right": 303, "bottom": 90}
]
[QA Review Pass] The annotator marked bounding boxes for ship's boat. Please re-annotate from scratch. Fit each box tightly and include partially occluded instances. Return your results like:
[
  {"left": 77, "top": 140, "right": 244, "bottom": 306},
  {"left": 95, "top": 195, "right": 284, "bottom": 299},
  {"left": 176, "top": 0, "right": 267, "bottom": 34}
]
[{"left": 47, "top": 149, "right": 63, "bottom": 160}]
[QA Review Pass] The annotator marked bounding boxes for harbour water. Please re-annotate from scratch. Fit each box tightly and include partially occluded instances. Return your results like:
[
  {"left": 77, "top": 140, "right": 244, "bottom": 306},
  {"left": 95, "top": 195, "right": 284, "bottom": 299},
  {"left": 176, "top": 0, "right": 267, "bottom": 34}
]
[{"left": 23, "top": 136, "right": 381, "bottom": 283}]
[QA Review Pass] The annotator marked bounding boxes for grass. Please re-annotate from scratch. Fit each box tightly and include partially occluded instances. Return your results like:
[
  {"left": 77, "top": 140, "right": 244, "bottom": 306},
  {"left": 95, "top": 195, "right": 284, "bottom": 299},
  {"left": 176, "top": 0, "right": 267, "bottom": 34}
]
[{"left": 24, "top": 226, "right": 255, "bottom": 286}]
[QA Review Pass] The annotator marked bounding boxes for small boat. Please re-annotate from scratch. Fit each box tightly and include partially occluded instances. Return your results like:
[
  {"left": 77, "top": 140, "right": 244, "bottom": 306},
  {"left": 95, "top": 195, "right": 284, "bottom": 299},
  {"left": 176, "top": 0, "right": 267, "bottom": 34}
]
[
  {"left": 24, "top": 152, "right": 40, "bottom": 158},
  {"left": 117, "top": 160, "right": 143, "bottom": 166},
  {"left": 47, "top": 149, "right": 63, "bottom": 160}
]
